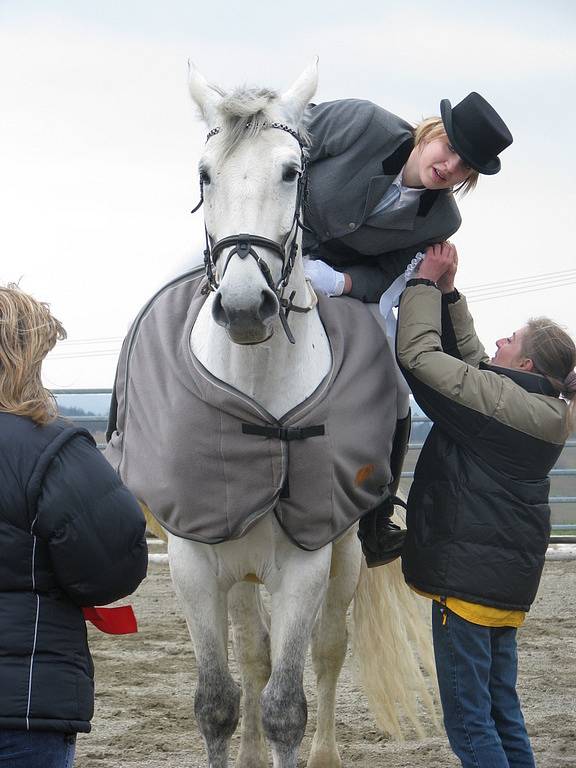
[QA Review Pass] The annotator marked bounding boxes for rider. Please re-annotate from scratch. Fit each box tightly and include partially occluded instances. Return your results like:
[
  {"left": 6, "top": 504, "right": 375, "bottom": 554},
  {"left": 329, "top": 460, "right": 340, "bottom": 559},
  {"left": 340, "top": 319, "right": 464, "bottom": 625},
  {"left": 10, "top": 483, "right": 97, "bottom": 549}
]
[
  {"left": 302, "top": 92, "right": 513, "bottom": 566},
  {"left": 396, "top": 243, "right": 576, "bottom": 766}
]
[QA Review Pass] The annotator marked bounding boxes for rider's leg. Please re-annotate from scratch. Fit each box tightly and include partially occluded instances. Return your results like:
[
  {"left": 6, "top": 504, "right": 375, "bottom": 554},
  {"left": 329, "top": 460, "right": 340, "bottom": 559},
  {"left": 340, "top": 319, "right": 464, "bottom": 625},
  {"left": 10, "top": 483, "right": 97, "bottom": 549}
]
[
  {"left": 358, "top": 306, "right": 411, "bottom": 567},
  {"left": 358, "top": 408, "right": 411, "bottom": 567}
]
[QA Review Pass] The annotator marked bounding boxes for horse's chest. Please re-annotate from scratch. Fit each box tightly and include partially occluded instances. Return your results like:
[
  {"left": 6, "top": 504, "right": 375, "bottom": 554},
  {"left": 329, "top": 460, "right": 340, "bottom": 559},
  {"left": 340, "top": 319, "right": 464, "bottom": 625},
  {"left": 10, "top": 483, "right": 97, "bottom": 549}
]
[{"left": 190, "top": 299, "right": 331, "bottom": 418}]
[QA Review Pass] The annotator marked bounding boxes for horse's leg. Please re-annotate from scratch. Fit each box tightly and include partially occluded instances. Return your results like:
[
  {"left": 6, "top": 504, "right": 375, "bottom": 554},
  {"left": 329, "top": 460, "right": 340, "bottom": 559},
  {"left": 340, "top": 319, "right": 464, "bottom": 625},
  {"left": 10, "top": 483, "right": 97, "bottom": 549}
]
[
  {"left": 262, "top": 544, "right": 332, "bottom": 768},
  {"left": 168, "top": 534, "right": 241, "bottom": 768},
  {"left": 307, "top": 528, "right": 362, "bottom": 768},
  {"left": 229, "top": 581, "right": 271, "bottom": 768}
]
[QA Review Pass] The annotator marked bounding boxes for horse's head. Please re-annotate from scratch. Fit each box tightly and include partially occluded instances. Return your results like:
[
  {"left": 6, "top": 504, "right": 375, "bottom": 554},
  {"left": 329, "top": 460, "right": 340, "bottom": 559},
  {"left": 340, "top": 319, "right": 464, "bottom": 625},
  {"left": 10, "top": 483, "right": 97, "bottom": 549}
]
[{"left": 189, "top": 61, "right": 318, "bottom": 344}]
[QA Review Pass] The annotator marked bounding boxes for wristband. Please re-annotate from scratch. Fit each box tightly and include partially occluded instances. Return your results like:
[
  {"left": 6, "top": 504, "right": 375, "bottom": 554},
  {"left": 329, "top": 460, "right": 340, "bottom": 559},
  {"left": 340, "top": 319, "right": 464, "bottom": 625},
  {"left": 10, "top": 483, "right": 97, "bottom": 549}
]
[
  {"left": 406, "top": 278, "right": 439, "bottom": 290},
  {"left": 442, "top": 288, "right": 461, "bottom": 304}
]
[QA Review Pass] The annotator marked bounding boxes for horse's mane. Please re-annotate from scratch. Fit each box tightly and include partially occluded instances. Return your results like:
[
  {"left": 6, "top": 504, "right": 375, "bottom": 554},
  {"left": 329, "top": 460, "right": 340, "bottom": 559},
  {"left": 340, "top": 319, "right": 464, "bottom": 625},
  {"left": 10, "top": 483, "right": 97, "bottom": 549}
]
[{"left": 206, "top": 85, "right": 311, "bottom": 158}]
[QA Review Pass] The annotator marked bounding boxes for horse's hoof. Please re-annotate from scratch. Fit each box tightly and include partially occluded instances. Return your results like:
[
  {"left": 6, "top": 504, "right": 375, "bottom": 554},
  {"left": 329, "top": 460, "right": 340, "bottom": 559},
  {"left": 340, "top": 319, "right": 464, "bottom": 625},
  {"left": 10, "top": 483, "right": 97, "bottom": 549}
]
[
  {"left": 235, "top": 747, "right": 268, "bottom": 768},
  {"left": 306, "top": 746, "right": 342, "bottom": 768}
]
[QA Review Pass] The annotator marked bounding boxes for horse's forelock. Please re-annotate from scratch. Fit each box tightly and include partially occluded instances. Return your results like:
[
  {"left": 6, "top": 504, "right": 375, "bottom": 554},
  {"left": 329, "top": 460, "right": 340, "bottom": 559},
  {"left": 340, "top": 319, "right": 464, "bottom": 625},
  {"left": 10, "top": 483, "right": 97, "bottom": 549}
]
[
  {"left": 211, "top": 87, "right": 309, "bottom": 158},
  {"left": 212, "top": 87, "right": 276, "bottom": 158},
  {"left": 220, "top": 87, "right": 278, "bottom": 121}
]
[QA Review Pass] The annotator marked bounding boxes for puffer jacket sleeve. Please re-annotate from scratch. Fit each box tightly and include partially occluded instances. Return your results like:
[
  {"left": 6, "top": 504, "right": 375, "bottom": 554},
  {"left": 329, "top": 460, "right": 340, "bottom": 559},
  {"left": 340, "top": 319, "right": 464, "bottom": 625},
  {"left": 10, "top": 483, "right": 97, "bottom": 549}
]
[
  {"left": 398, "top": 283, "right": 568, "bottom": 477},
  {"left": 33, "top": 432, "right": 148, "bottom": 606},
  {"left": 397, "top": 283, "right": 505, "bottom": 439},
  {"left": 441, "top": 290, "right": 490, "bottom": 366}
]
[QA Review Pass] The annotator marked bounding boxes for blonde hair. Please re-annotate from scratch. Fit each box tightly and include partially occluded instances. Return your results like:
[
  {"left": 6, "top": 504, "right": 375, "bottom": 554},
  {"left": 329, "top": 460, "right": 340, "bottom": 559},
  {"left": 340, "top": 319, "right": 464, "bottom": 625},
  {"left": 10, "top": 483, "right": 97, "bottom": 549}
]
[
  {"left": 521, "top": 317, "right": 576, "bottom": 433},
  {"left": 0, "top": 284, "right": 66, "bottom": 425},
  {"left": 414, "top": 117, "right": 479, "bottom": 196}
]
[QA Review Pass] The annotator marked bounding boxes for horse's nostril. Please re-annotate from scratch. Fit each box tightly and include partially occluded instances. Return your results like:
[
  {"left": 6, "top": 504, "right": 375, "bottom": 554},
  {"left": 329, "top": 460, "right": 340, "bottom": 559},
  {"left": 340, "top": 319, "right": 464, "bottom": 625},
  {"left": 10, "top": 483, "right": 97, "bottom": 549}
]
[
  {"left": 212, "top": 292, "right": 228, "bottom": 327},
  {"left": 258, "top": 289, "right": 279, "bottom": 322}
]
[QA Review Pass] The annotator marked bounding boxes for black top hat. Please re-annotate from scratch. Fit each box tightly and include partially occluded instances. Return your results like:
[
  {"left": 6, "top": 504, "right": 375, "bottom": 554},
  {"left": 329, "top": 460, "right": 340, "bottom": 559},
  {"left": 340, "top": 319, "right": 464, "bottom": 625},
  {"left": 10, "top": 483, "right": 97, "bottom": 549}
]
[{"left": 440, "top": 92, "right": 513, "bottom": 175}]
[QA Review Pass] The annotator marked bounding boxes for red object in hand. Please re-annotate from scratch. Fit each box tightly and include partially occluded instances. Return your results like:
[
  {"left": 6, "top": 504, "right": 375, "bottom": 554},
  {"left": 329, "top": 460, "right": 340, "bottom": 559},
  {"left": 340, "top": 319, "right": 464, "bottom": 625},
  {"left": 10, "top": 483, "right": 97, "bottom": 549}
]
[{"left": 82, "top": 606, "right": 138, "bottom": 634}]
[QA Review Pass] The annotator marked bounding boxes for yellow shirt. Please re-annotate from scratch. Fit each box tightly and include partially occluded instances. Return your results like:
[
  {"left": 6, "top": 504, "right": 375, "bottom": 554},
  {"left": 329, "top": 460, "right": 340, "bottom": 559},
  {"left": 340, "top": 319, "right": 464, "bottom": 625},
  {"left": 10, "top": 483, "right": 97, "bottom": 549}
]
[{"left": 412, "top": 588, "right": 525, "bottom": 628}]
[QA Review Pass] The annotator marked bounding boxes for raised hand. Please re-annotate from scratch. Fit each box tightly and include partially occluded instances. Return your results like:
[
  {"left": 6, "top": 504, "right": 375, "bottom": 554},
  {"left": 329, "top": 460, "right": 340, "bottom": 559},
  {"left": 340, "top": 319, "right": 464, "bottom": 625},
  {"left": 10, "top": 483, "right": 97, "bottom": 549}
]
[{"left": 417, "top": 242, "right": 458, "bottom": 293}]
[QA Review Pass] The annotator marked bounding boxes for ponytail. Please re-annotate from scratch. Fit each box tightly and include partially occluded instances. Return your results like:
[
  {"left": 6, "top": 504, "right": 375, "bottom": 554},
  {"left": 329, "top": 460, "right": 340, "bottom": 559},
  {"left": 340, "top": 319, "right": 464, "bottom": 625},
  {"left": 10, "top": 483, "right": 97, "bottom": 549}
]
[{"left": 521, "top": 317, "right": 576, "bottom": 435}]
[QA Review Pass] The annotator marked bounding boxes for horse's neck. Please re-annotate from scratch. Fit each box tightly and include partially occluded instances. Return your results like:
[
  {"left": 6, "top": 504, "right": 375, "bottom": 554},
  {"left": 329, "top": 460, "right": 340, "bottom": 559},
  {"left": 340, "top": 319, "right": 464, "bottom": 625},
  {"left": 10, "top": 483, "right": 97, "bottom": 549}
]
[{"left": 190, "top": 274, "right": 331, "bottom": 419}]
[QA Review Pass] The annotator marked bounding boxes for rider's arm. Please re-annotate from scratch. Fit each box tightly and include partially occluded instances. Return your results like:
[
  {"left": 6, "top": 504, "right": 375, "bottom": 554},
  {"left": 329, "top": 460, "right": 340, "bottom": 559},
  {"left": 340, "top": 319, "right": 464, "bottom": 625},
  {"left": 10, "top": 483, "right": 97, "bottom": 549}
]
[
  {"left": 320, "top": 237, "right": 454, "bottom": 303},
  {"left": 345, "top": 245, "right": 426, "bottom": 302}
]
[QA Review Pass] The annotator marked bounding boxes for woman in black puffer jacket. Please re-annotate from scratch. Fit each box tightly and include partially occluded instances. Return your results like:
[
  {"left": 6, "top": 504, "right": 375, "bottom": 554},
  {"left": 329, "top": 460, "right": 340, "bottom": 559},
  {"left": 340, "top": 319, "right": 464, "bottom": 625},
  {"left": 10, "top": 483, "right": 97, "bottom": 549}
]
[{"left": 0, "top": 284, "right": 148, "bottom": 767}]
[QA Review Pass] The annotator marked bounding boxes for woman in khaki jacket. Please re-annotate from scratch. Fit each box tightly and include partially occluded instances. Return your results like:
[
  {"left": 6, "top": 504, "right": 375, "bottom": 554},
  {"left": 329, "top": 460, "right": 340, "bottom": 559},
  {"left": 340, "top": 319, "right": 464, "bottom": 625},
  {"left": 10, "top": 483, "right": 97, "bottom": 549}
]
[{"left": 396, "top": 244, "right": 576, "bottom": 768}]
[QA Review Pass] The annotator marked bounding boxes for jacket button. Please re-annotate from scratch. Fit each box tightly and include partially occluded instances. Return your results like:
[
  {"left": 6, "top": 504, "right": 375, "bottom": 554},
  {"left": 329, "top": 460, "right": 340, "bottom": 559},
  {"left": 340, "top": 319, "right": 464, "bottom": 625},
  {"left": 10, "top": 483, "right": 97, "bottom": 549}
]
[
  {"left": 325, "top": 231, "right": 331, "bottom": 237},
  {"left": 348, "top": 222, "right": 356, "bottom": 229}
]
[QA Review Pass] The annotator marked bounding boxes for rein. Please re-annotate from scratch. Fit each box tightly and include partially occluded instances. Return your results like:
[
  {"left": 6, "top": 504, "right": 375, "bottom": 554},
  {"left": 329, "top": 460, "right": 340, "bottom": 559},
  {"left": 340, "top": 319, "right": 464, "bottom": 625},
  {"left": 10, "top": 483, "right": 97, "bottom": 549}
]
[{"left": 190, "top": 122, "right": 312, "bottom": 344}]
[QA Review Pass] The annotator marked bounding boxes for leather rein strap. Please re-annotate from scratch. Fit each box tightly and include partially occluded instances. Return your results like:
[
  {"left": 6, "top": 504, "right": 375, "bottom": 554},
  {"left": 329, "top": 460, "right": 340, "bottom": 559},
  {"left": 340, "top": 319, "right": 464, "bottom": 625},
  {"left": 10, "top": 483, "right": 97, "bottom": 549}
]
[{"left": 190, "top": 122, "right": 312, "bottom": 344}]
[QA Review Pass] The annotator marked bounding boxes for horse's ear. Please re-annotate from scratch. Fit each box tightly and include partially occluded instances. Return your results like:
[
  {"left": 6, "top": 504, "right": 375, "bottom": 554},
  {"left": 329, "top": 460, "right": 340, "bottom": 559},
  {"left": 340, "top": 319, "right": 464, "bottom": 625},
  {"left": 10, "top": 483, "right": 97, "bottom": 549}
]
[
  {"left": 280, "top": 58, "right": 319, "bottom": 125},
  {"left": 188, "top": 61, "right": 222, "bottom": 125}
]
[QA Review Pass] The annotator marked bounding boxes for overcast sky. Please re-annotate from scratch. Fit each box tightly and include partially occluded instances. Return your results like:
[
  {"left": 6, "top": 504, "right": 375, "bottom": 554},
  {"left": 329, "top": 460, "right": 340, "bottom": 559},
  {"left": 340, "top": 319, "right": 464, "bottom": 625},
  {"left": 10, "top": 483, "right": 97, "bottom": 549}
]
[{"left": 1, "top": 0, "right": 574, "bottom": 387}]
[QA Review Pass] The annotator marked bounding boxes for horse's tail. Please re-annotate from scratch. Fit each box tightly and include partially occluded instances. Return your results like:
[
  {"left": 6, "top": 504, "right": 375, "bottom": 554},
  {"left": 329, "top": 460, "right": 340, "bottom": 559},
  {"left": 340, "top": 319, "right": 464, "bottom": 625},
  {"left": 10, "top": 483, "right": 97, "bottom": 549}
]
[
  {"left": 351, "top": 556, "right": 439, "bottom": 739},
  {"left": 139, "top": 501, "right": 168, "bottom": 543}
]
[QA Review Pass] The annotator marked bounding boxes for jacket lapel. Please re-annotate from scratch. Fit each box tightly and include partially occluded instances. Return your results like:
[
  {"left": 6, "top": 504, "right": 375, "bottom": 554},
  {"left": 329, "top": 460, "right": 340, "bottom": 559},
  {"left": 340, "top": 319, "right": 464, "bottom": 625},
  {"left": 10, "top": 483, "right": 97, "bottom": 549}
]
[
  {"left": 417, "top": 189, "right": 442, "bottom": 217},
  {"left": 381, "top": 138, "right": 413, "bottom": 174},
  {"left": 360, "top": 139, "right": 411, "bottom": 225},
  {"left": 362, "top": 138, "right": 443, "bottom": 230}
]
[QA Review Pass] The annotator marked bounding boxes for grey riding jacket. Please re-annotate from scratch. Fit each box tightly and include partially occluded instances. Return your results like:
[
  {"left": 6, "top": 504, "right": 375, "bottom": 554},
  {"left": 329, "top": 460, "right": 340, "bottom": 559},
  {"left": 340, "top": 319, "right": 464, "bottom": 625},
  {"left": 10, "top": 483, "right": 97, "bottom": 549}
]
[{"left": 303, "top": 99, "right": 461, "bottom": 302}]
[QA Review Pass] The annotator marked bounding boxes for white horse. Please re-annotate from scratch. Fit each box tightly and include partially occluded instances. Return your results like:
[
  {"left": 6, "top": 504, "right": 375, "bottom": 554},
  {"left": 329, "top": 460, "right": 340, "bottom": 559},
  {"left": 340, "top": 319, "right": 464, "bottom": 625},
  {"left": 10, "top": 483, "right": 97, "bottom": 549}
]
[{"left": 136, "top": 62, "right": 435, "bottom": 768}]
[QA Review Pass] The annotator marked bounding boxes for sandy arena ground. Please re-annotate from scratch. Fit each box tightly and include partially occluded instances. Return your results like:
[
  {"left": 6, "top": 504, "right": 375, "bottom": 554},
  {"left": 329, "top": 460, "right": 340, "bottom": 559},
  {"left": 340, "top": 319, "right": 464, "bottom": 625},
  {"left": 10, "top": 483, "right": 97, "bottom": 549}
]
[{"left": 74, "top": 554, "right": 576, "bottom": 768}]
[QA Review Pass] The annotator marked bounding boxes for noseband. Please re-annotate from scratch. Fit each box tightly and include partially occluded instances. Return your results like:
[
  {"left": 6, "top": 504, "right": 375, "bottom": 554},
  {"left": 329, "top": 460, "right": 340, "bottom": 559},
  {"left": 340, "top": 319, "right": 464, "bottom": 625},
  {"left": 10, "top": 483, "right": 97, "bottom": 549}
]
[{"left": 190, "top": 122, "right": 312, "bottom": 344}]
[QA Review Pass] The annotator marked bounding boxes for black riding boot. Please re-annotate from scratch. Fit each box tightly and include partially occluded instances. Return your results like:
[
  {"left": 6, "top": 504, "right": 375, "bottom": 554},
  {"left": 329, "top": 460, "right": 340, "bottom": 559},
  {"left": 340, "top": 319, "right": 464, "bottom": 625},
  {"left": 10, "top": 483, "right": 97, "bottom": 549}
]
[
  {"left": 358, "top": 411, "right": 411, "bottom": 567},
  {"left": 358, "top": 496, "right": 407, "bottom": 567}
]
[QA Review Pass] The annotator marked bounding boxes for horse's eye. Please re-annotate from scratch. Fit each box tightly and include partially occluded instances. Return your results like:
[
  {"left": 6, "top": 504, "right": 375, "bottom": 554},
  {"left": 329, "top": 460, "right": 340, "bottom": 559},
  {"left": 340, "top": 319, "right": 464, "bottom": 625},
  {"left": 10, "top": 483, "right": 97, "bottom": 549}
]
[
  {"left": 282, "top": 167, "right": 300, "bottom": 182},
  {"left": 200, "top": 169, "right": 211, "bottom": 185}
]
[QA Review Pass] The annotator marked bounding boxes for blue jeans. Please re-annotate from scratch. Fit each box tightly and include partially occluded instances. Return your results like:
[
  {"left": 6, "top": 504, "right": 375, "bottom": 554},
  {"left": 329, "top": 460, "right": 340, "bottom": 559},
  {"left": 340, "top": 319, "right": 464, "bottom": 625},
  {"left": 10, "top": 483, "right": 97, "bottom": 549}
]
[
  {"left": 432, "top": 601, "right": 535, "bottom": 768},
  {"left": 0, "top": 731, "right": 76, "bottom": 767}
]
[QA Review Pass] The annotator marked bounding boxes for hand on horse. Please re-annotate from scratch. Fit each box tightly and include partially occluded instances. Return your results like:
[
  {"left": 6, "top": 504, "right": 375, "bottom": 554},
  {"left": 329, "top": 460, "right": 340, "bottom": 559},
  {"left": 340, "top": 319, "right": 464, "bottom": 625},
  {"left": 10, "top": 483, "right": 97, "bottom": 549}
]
[
  {"left": 304, "top": 259, "right": 346, "bottom": 297},
  {"left": 418, "top": 242, "right": 458, "bottom": 294}
]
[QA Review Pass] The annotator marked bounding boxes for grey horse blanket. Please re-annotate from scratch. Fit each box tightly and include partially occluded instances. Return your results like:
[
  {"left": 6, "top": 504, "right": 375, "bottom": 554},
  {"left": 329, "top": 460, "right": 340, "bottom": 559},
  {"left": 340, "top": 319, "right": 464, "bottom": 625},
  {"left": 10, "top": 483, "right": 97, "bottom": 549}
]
[{"left": 105, "top": 271, "right": 399, "bottom": 550}]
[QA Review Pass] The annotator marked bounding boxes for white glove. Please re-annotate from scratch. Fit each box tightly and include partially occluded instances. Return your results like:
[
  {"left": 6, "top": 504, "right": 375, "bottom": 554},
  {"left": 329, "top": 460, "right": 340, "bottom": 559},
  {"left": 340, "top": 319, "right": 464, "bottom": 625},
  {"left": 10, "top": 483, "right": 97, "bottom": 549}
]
[{"left": 303, "top": 259, "right": 346, "bottom": 297}]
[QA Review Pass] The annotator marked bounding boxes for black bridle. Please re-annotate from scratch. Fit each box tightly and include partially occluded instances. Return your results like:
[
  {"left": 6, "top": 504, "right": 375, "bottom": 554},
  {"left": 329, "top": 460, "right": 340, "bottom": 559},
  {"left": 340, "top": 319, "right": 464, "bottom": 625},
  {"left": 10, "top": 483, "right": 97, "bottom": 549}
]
[{"left": 190, "top": 122, "right": 312, "bottom": 344}]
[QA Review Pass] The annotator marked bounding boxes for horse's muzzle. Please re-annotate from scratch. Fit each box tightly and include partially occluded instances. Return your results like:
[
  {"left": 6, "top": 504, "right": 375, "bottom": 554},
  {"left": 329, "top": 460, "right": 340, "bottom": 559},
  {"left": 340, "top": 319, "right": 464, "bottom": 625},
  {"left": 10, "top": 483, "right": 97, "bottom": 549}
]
[{"left": 212, "top": 289, "right": 279, "bottom": 345}]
